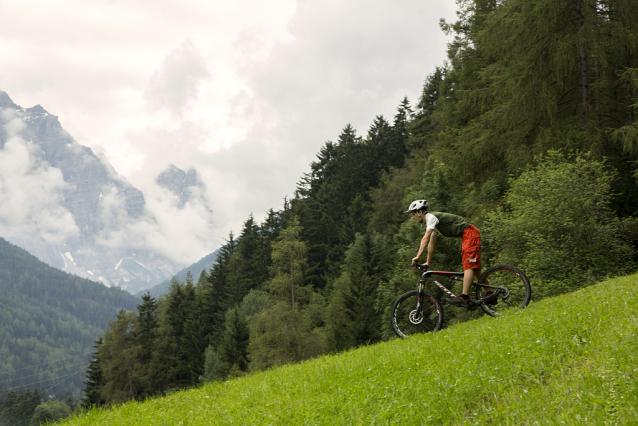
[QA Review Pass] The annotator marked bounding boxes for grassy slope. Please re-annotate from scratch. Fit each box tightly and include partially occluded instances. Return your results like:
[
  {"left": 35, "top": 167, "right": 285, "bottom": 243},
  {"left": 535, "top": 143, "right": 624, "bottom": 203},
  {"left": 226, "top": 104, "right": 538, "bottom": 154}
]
[{"left": 64, "top": 274, "right": 638, "bottom": 425}]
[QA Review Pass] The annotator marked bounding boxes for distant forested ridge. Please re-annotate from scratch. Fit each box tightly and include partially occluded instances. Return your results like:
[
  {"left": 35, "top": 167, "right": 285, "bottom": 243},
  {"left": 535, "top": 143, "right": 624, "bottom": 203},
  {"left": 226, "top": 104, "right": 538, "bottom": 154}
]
[
  {"left": 134, "top": 248, "right": 221, "bottom": 299},
  {"left": 0, "top": 237, "right": 140, "bottom": 402},
  {"left": 87, "top": 0, "right": 638, "bottom": 407}
]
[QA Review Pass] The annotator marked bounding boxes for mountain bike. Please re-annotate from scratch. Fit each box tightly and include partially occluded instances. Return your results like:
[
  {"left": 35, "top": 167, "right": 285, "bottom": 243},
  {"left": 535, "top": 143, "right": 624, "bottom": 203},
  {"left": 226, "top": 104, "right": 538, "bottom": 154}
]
[{"left": 391, "top": 263, "right": 531, "bottom": 339}]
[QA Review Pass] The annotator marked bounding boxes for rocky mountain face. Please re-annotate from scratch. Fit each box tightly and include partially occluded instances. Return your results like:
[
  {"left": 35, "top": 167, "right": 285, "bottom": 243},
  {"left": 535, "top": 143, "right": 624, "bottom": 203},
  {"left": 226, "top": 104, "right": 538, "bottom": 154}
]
[
  {"left": 156, "top": 164, "right": 202, "bottom": 208},
  {"left": 0, "top": 90, "right": 185, "bottom": 293}
]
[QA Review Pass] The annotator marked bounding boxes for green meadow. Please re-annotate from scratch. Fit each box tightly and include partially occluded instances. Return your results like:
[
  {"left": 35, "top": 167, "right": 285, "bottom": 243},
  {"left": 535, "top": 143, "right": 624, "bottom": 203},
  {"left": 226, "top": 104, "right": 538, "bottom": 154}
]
[{"left": 63, "top": 274, "right": 638, "bottom": 425}]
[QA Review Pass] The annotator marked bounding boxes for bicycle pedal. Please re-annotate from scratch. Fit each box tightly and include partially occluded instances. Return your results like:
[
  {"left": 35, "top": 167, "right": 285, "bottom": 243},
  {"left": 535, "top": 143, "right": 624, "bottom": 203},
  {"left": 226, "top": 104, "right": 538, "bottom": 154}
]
[{"left": 446, "top": 296, "right": 473, "bottom": 308}]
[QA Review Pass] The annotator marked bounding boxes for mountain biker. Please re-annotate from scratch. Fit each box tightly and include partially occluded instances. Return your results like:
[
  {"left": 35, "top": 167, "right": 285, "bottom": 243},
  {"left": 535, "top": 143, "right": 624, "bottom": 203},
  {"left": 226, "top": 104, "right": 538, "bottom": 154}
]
[{"left": 406, "top": 200, "right": 493, "bottom": 307}]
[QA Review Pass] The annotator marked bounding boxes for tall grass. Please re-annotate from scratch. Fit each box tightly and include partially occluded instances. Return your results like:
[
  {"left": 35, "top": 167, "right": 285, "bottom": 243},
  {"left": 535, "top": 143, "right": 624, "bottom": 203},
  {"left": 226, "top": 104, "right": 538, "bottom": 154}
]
[{"left": 63, "top": 274, "right": 638, "bottom": 425}]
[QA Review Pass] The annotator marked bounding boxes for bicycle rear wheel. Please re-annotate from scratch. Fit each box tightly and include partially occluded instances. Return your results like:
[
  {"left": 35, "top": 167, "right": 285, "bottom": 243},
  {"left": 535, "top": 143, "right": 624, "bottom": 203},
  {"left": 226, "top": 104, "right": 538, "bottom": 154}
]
[
  {"left": 391, "top": 290, "right": 443, "bottom": 338},
  {"left": 475, "top": 264, "right": 531, "bottom": 316}
]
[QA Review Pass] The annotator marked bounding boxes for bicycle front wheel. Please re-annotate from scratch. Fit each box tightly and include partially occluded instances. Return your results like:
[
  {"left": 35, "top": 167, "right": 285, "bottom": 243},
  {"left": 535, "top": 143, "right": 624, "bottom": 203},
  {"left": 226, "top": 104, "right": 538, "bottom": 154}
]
[
  {"left": 391, "top": 290, "right": 443, "bottom": 338},
  {"left": 475, "top": 264, "right": 531, "bottom": 316}
]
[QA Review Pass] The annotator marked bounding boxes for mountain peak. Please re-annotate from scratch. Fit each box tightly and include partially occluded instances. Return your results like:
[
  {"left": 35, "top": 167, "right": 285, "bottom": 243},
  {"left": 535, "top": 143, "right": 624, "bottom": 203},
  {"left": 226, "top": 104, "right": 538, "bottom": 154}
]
[
  {"left": 0, "top": 90, "right": 182, "bottom": 293},
  {"left": 156, "top": 164, "right": 202, "bottom": 207},
  {"left": 0, "top": 90, "right": 20, "bottom": 109},
  {"left": 25, "top": 104, "right": 49, "bottom": 116}
]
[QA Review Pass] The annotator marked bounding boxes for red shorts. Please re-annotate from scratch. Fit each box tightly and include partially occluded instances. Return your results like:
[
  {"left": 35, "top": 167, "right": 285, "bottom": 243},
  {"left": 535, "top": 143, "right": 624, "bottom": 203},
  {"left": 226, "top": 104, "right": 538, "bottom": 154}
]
[{"left": 461, "top": 225, "right": 481, "bottom": 270}]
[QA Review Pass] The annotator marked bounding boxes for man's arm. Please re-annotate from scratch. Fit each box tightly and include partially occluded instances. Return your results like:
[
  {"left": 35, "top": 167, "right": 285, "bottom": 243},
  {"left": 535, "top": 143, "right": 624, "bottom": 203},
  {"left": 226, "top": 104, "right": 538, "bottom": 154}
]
[
  {"left": 412, "top": 228, "right": 437, "bottom": 265},
  {"left": 426, "top": 231, "right": 437, "bottom": 266}
]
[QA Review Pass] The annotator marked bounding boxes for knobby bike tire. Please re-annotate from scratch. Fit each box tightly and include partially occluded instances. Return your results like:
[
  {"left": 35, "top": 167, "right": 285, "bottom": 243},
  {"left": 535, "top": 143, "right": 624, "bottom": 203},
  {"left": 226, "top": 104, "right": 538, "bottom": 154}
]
[
  {"left": 475, "top": 264, "right": 531, "bottom": 317},
  {"left": 391, "top": 290, "right": 443, "bottom": 339}
]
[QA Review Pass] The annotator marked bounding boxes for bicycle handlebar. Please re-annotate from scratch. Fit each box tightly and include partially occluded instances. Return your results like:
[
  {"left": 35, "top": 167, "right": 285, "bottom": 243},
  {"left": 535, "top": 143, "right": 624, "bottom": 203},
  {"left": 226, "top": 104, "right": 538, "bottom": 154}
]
[{"left": 412, "top": 263, "right": 428, "bottom": 272}]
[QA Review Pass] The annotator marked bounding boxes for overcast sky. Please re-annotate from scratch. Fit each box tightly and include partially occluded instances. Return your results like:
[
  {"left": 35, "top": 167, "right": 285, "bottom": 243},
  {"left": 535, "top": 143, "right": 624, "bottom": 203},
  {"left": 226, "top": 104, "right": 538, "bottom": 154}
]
[{"left": 0, "top": 0, "right": 457, "bottom": 264}]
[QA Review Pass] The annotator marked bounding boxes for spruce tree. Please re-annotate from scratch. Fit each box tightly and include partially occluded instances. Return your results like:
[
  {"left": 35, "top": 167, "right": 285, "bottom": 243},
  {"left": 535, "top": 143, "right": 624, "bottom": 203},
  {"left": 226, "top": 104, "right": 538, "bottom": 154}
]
[
  {"left": 82, "top": 338, "right": 106, "bottom": 408},
  {"left": 248, "top": 217, "right": 326, "bottom": 371},
  {"left": 182, "top": 277, "right": 214, "bottom": 383},
  {"left": 217, "top": 307, "right": 250, "bottom": 377},
  {"left": 132, "top": 293, "right": 159, "bottom": 398}
]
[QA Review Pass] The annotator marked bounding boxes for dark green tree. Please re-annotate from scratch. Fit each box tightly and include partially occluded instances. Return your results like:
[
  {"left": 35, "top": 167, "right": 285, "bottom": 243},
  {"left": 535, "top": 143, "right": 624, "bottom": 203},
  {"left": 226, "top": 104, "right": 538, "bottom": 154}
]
[
  {"left": 326, "top": 232, "right": 393, "bottom": 350},
  {"left": 132, "top": 292, "right": 159, "bottom": 398},
  {"left": 134, "top": 293, "right": 158, "bottom": 364},
  {"left": 81, "top": 338, "right": 106, "bottom": 408},
  {"left": 32, "top": 400, "right": 71, "bottom": 424},
  {"left": 433, "top": 0, "right": 638, "bottom": 213},
  {"left": 248, "top": 218, "right": 327, "bottom": 371},
  {"left": 217, "top": 307, "right": 250, "bottom": 378},
  {"left": 182, "top": 276, "right": 215, "bottom": 384},
  {"left": 410, "top": 67, "right": 445, "bottom": 152},
  {"left": 1, "top": 388, "right": 41, "bottom": 426}
]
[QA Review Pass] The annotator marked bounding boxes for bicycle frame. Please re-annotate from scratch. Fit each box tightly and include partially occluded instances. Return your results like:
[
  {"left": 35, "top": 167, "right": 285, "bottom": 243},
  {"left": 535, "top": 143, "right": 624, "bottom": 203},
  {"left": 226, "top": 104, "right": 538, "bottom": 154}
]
[
  {"left": 417, "top": 269, "right": 499, "bottom": 302},
  {"left": 418, "top": 270, "right": 463, "bottom": 298}
]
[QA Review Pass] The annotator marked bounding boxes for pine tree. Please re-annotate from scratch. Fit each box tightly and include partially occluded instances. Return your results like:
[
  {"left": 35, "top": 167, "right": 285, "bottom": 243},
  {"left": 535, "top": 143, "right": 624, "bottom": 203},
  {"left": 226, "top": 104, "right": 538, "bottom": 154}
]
[
  {"left": 132, "top": 293, "right": 159, "bottom": 398},
  {"left": 217, "top": 307, "right": 250, "bottom": 377},
  {"left": 151, "top": 293, "right": 186, "bottom": 392},
  {"left": 182, "top": 277, "right": 214, "bottom": 384},
  {"left": 166, "top": 278, "right": 197, "bottom": 387},
  {"left": 82, "top": 338, "right": 106, "bottom": 408},
  {"left": 236, "top": 215, "right": 264, "bottom": 292},
  {"left": 410, "top": 67, "right": 445, "bottom": 152},
  {"left": 99, "top": 309, "right": 139, "bottom": 404},
  {"left": 205, "top": 233, "right": 237, "bottom": 343},
  {"left": 326, "top": 232, "right": 393, "bottom": 350},
  {"left": 248, "top": 217, "right": 327, "bottom": 371},
  {"left": 135, "top": 293, "right": 158, "bottom": 364},
  {"left": 268, "top": 217, "right": 308, "bottom": 309},
  {"left": 390, "top": 98, "right": 412, "bottom": 165}
]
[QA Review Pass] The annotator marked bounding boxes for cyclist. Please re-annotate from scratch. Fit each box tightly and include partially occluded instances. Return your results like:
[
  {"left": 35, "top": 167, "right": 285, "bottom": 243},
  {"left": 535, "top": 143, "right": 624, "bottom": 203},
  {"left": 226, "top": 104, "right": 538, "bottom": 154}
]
[{"left": 406, "top": 199, "right": 493, "bottom": 307}]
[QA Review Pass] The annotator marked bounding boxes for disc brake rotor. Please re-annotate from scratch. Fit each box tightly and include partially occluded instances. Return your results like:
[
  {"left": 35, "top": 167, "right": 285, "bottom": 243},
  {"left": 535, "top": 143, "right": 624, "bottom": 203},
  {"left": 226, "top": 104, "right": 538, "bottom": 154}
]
[{"left": 409, "top": 309, "right": 423, "bottom": 324}]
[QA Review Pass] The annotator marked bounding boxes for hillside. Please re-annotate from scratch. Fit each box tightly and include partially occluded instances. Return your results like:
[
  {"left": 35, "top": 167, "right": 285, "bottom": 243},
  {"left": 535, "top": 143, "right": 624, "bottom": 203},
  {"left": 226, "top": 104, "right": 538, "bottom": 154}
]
[
  {"left": 64, "top": 274, "right": 638, "bottom": 425},
  {"left": 0, "top": 237, "right": 140, "bottom": 397}
]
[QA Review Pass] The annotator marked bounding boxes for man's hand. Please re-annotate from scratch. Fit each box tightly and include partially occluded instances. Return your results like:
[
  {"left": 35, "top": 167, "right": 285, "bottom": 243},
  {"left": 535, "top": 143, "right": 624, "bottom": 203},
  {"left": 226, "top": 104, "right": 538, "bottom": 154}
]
[{"left": 412, "top": 257, "right": 419, "bottom": 266}]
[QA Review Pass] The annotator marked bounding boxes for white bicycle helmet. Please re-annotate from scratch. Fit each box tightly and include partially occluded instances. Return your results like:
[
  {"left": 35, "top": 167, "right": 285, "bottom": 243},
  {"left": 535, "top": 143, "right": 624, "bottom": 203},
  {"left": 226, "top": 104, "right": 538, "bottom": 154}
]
[{"left": 406, "top": 199, "right": 428, "bottom": 213}]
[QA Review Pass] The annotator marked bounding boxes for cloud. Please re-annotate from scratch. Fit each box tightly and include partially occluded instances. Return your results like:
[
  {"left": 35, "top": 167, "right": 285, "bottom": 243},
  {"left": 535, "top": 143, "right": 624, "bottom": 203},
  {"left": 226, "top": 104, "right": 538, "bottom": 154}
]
[
  {"left": 141, "top": 183, "right": 216, "bottom": 263},
  {"left": 0, "top": 0, "right": 457, "bottom": 261},
  {"left": 91, "top": 176, "right": 216, "bottom": 265},
  {"left": 145, "top": 39, "right": 211, "bottom": 117},
  {"left": 0, "top": 109, "right": 80, "bottom": 246},
  {"left": 235, "top": 0, "right": 454, "bottom": 139},
  {"left": 187, "top": 0, "right": 458, "bottom": 241},
  {"left": 116, "top": 0, "right": 458, "bottom": 251}
]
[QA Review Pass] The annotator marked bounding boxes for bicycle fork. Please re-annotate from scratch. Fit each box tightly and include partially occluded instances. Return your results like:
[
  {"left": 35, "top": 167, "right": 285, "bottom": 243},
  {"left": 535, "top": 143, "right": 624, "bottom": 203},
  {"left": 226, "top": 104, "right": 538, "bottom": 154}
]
[
  {"left": 414, "top": 282, "right": 425, "bottom": 311},
  {"left": 409, "top": 282, "right": 426, "bottom": 325}
]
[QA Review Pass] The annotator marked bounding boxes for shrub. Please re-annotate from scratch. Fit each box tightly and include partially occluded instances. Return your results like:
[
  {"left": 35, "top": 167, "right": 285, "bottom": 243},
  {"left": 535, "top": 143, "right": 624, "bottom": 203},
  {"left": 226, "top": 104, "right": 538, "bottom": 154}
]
[{"left": 484, "top": 150, "right": 635, "bottom": 298}]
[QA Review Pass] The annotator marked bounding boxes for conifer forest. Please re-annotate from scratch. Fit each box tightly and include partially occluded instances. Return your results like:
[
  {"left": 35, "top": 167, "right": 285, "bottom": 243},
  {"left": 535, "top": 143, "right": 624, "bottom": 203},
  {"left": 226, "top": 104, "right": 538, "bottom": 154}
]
[{"left": 22, "top": 0, "right": 638, "bottom": 412}]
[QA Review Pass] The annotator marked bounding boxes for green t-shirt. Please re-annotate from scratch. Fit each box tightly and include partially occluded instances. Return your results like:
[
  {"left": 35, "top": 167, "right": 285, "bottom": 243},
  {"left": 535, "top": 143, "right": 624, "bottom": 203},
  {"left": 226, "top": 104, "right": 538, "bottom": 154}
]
[{"left": 426, "top": 212, "right": 472, "bottom": 238}]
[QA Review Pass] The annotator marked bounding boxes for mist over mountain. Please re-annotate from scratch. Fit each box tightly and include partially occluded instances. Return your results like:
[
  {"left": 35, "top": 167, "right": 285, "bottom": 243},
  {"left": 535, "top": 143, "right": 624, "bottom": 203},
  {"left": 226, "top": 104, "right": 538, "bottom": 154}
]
[
  {"left": 0, "top": 90, "right": 215, "bottom": 293},
  {"left": 156, "top": 164, "right": 201, "bottom": 207}
]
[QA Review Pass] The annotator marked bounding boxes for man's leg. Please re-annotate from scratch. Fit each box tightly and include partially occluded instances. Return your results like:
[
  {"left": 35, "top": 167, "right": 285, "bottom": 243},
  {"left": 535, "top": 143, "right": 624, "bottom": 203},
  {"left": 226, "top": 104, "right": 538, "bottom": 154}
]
[
  {"left": 462, "top": 268, "right": 481, "bottom": 296},
  {"left": 461, "top": 225, "right": 482, "bottom": 297}
]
